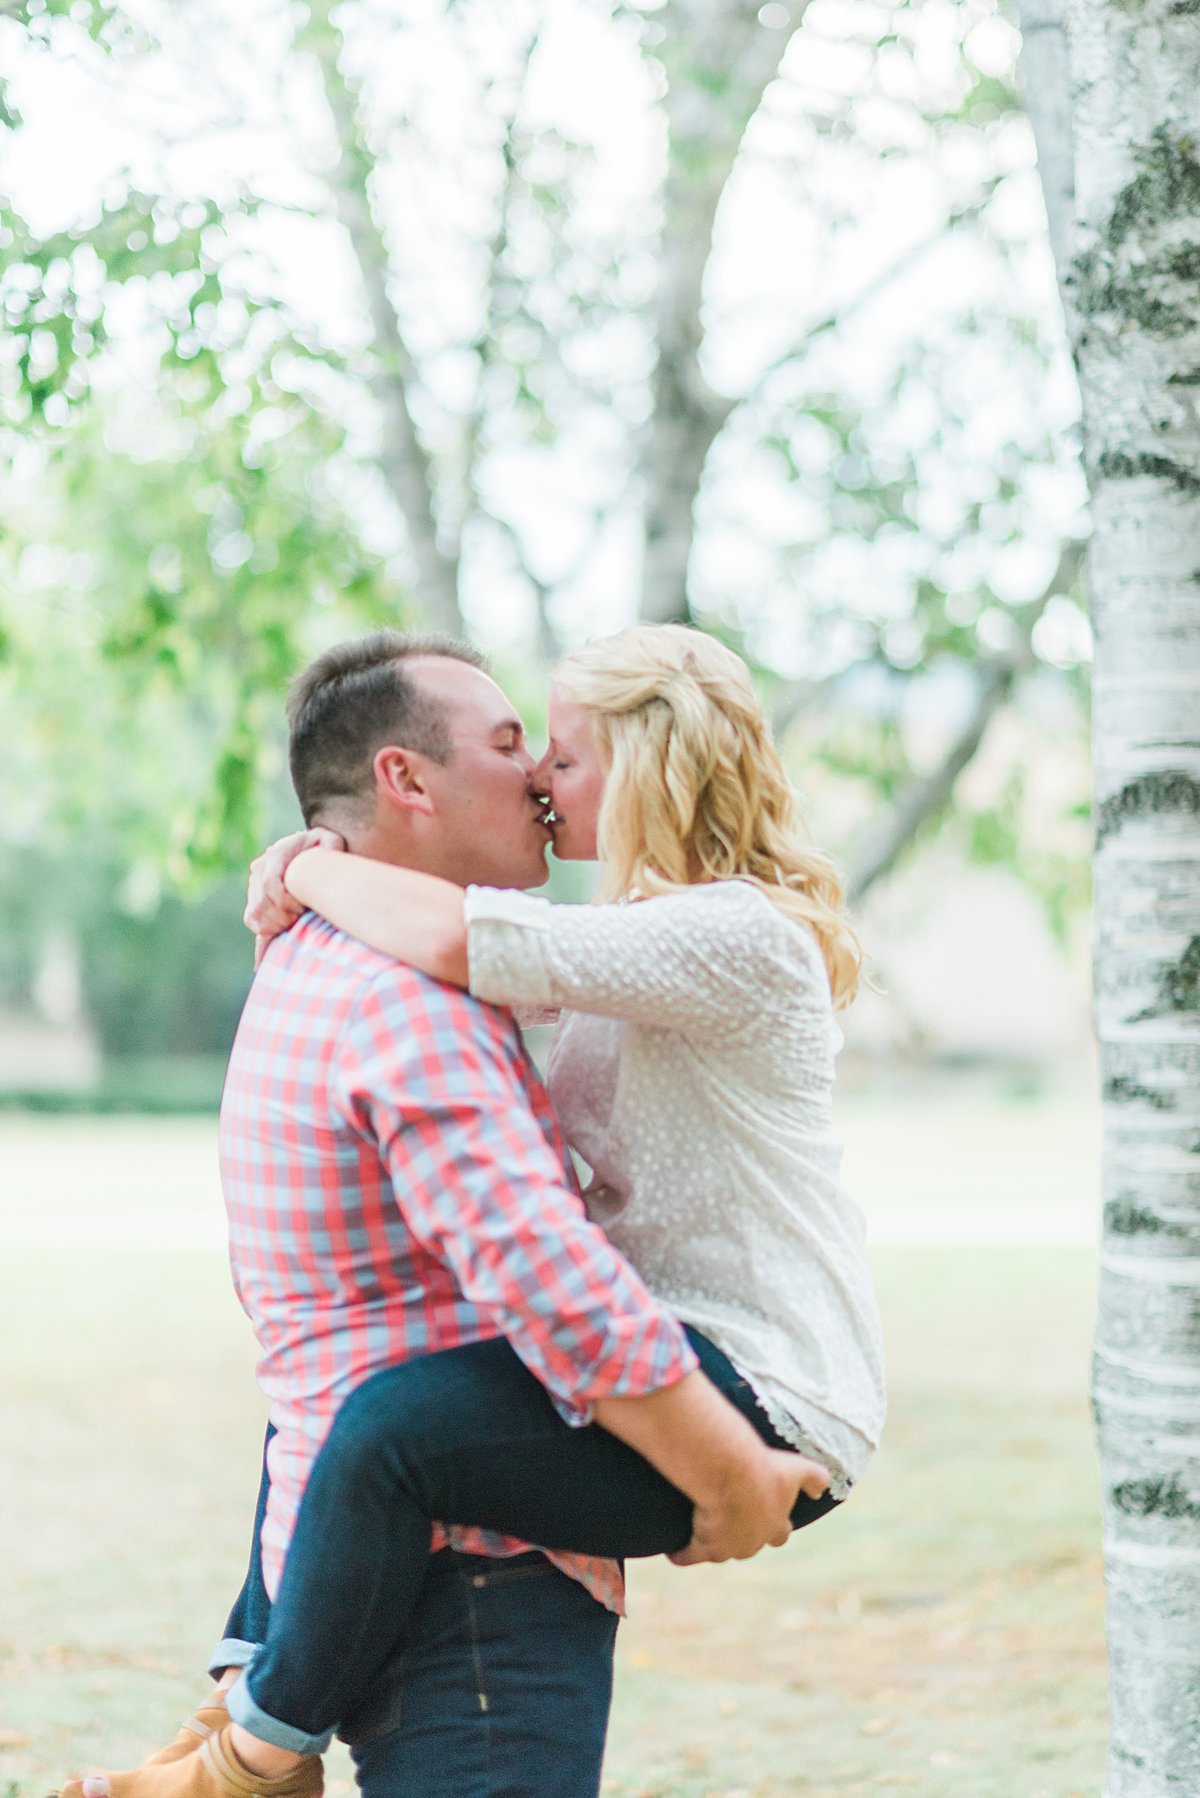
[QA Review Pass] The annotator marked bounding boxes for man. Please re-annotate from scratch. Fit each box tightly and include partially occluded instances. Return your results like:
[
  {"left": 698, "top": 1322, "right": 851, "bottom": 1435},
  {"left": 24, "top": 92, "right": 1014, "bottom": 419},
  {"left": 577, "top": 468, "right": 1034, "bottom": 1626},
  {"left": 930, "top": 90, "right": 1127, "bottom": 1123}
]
[{"left": 72, "top": 630, "right": 811, "bottom": 1798}]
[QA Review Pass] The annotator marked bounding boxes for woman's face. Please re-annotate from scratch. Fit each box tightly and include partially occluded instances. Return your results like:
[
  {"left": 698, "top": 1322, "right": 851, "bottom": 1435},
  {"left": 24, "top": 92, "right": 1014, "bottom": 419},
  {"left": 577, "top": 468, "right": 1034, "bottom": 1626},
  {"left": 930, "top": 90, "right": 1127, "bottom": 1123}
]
[{"left": 533, "top": 687, "right": 607, "bottom": 862}]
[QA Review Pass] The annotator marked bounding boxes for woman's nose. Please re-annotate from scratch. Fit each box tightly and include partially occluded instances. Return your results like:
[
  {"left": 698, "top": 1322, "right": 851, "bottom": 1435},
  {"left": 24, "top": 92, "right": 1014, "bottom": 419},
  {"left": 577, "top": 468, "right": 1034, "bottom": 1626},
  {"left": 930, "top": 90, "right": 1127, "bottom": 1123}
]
[{"left": 529, "top": 747, "right": 552, "bottom": 789}]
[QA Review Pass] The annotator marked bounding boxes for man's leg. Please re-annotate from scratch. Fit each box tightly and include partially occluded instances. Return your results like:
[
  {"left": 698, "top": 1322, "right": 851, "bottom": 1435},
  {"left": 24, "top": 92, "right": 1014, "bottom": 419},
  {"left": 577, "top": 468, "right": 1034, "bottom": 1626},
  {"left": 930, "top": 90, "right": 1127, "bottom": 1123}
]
[
  {"left": 345, "top": 1550, "right": 618, "bottom": 1798},
  {"left": 210, "top": 1424, "right": 276, "bottom": 1677}
]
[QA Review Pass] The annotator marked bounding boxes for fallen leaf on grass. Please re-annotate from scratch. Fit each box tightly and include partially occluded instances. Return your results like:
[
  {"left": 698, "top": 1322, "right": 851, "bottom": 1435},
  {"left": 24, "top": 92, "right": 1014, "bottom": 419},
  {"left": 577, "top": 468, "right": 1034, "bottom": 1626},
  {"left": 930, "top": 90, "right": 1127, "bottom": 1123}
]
[{"left": 0, "top": 1731, "right": 29, "bottom": 1749}]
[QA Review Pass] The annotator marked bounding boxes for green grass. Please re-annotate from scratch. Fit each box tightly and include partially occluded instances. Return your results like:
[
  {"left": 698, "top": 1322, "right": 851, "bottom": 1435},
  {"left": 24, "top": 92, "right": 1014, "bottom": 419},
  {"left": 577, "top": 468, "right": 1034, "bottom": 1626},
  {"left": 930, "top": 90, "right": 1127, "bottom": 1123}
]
[
  {"left": 604, "top": 1247, "right": 1104, "bottom": 1798},
  {"left": 0, "top": 1107, "right": 1106, "bottom": 1798}
]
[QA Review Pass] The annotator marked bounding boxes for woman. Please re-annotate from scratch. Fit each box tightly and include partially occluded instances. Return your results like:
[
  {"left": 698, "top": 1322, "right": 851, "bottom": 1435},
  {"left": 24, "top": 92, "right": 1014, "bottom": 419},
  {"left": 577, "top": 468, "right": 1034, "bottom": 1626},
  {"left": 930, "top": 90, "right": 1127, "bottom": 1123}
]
[{"left": 72, "top": 624, "right": 885, "bottom": 1798}]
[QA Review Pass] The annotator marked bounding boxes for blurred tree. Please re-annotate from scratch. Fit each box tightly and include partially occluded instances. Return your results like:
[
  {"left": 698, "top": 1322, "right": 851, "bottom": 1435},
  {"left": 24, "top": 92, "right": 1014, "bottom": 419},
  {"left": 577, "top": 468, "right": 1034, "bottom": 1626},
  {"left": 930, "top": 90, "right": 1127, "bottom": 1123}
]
[
  {"left": 1019, "top": 2, "right": 1200, "bottom": 1792},
  {"left": 0, "top": 0, "right": 1092, "bottom": 1066},
  {"left": 3, "top": 1, "right": 1089, "bottom": 845},
  {"left": 0, "top": 842, "right": 251, "bottom": 1061}
]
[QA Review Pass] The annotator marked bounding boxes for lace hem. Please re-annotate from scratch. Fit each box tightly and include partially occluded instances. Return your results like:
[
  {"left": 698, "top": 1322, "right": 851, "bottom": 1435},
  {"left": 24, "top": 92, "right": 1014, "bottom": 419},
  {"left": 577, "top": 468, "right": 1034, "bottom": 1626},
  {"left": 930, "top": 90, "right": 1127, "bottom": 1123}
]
[{"left": 741, "top": 1382, "right": 855, "bottom": 1501}]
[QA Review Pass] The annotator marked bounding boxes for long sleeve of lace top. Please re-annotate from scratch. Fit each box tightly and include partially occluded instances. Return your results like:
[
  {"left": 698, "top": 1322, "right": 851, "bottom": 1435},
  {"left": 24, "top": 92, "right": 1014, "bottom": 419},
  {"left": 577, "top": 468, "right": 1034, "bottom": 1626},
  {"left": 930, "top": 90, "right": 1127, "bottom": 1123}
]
[{"left": 463, "top": 880, "right": 828, "bottom": 1038}]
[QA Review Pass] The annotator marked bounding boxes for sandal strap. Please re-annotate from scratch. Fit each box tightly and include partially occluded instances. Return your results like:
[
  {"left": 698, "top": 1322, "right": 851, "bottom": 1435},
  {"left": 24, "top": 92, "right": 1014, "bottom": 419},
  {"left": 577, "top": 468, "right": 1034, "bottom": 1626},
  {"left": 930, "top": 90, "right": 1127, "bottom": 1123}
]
[{"left": 181, "top": 1702, "right": 229, "bottom": 1743}]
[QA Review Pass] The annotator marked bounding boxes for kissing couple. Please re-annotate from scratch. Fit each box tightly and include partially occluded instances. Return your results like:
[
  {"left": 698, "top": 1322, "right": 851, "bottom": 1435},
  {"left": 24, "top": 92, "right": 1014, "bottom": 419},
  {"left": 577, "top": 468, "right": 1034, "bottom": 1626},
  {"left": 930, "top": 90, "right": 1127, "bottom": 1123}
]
[{"left": 61, "top": 621, "right": 886, "bottom": 1798}]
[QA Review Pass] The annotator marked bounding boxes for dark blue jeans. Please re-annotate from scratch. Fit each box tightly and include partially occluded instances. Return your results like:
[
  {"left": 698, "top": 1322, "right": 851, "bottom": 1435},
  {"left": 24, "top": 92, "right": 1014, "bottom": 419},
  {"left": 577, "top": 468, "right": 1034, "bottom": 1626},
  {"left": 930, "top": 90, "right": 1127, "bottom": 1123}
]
[
  {"left": 222, "top": 1328, "right": 838, "bottom": 1753},
  {"left": 214, "top": 1423, "right": 274, "bottom": 1668},
  {"left": 342, "top": 1548, "right": 618, "bottom": 1798}
]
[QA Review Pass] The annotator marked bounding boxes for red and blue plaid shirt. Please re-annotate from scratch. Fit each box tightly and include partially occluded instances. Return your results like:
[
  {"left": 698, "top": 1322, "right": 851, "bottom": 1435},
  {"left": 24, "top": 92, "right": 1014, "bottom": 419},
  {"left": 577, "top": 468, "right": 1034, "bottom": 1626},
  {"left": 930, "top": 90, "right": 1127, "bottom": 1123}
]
[{"left": 219, "top": 911, "right": 696, "bottom": 1614}]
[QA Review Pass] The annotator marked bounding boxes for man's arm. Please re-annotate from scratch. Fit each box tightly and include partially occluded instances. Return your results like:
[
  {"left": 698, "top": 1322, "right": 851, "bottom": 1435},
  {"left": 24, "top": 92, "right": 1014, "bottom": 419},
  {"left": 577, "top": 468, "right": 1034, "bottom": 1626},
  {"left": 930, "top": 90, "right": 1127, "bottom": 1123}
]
[
  {"left": 336, "top": 969, "right": 827, "bottom": 1560},
  {"left": 595, "top": 1375, "right": 829, "bottom": 1563}
]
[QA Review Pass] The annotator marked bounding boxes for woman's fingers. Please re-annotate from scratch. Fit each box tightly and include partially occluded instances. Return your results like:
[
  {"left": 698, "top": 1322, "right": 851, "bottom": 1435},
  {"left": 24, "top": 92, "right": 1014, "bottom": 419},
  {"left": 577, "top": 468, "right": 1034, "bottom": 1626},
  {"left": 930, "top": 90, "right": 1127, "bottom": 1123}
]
[
  {"left": 245, "top": 829, "right": 328, "bottom": 939},
  {"left": 245, "top": 825, "right": 349, "bottom": 952},
  {"left": 244, "top": 876, "right": 304, "bottom": 939},
  {"left": 304, "top": 826, "right": 347, "bottom": 856}
]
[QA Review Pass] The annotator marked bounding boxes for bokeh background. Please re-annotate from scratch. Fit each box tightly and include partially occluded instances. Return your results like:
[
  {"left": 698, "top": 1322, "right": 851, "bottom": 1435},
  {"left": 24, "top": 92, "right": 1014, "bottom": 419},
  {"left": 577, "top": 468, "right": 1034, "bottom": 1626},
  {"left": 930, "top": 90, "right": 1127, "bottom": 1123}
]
[{"left": 1, "top": 3, "right": 1101, "bottom": 1795}]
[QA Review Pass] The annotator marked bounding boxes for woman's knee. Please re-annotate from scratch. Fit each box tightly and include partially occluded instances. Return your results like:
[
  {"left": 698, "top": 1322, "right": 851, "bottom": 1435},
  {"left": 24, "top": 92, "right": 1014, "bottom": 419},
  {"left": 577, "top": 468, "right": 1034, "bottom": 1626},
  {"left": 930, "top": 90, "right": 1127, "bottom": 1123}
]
[{"left": 323, "top": 1363, "right": 445, "bottom": 1485}]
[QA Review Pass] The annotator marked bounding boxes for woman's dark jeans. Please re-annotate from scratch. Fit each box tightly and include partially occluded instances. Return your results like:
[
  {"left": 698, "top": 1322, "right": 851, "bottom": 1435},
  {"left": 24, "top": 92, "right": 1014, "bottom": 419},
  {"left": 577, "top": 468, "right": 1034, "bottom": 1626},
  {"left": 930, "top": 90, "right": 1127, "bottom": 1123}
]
[{"left": 225, "top": 1327, "right": 840, "bottom": 1752}]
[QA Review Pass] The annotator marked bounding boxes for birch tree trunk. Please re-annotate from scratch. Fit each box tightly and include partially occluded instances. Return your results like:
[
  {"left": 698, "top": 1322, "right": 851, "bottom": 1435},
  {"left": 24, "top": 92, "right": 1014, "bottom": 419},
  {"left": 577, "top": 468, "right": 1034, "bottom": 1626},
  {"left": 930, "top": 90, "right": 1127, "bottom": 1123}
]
[{"left": 1023, "top": 4, "right": 1200, "bottom": 1791}]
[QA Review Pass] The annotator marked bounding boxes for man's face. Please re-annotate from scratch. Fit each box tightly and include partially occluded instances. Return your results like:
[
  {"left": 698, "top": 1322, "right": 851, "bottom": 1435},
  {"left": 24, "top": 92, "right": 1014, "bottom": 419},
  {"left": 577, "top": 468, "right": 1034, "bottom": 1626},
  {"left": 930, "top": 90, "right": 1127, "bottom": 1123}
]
[{"left": 404, "top": 658, "right": 552, "bottom": 890}]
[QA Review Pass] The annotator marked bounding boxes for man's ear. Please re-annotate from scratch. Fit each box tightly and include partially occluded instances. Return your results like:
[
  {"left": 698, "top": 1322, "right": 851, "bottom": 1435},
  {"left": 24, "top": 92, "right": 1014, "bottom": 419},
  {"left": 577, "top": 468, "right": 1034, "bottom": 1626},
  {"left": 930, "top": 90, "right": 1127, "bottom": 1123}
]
[{"left": 374, "top": 745, "right": 435, "bottom": 817}]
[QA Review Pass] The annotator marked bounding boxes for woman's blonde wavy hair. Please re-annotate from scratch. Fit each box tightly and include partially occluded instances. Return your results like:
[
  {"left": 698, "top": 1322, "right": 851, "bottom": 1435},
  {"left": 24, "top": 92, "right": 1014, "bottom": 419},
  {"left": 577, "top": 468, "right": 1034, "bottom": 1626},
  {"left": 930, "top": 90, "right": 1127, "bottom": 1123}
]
[{"left": 554, "top": 623, "right": 862, "bottom": 1009}]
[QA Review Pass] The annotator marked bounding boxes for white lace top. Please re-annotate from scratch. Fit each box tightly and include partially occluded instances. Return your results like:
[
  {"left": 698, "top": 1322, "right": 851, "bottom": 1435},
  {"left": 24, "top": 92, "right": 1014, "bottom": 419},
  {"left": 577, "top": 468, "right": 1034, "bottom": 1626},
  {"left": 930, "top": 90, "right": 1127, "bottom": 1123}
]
[{"left": 463, "top": 878, "right": 886, "bottom": 1494}]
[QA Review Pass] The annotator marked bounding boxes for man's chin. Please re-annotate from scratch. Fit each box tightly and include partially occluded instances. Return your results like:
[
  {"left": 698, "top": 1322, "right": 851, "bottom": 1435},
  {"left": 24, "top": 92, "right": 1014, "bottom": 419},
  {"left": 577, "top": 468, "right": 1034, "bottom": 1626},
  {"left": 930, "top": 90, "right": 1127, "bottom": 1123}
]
[
  {"left": 486, "top": 846, "right": 552, "bottom": 891},
  {"left": 524, "top": 847, "right": 553, "bottom": 889}
]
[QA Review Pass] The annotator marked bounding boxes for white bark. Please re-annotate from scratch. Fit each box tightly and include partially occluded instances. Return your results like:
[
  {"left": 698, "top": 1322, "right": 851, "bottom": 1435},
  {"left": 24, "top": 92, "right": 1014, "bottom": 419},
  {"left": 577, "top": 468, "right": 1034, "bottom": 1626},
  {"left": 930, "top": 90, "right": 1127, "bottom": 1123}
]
[
  {"left": 1031, "top": 3, "right": 1200, "bottom": 1792},
  {"left": 639, "top": 0, "right": 810, "bottom": 624}
]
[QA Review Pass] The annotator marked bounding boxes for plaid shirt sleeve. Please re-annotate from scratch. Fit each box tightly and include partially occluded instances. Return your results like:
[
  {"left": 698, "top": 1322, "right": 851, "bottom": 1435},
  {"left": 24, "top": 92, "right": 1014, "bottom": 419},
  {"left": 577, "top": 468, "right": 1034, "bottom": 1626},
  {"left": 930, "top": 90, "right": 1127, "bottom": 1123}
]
[{"left": 332, "top": 966, "right": 699, "bottom": 1420}]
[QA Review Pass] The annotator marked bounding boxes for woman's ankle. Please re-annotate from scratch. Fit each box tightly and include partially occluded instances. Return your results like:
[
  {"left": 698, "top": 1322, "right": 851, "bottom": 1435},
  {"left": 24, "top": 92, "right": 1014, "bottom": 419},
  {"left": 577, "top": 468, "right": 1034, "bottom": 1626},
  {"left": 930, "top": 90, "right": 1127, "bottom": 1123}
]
[{"left": 227, "top": 1726, "right": 304, "bottom": 1779}]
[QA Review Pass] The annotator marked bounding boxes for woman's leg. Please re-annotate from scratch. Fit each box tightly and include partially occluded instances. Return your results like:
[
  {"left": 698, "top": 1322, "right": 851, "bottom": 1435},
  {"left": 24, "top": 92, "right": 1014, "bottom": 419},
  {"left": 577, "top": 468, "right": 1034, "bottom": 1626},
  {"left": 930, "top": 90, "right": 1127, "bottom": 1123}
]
[{"left": 236, "top": 1328, "right": 837, "bottom": 1753}]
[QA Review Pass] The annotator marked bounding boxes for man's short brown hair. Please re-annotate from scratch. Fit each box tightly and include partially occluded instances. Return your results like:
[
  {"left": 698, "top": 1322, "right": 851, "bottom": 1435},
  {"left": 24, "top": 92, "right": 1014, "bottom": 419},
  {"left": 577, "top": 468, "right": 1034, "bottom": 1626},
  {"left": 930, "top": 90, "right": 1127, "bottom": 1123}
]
[{"left": 287, "top": 630, "right": 485, "bottom": 825}]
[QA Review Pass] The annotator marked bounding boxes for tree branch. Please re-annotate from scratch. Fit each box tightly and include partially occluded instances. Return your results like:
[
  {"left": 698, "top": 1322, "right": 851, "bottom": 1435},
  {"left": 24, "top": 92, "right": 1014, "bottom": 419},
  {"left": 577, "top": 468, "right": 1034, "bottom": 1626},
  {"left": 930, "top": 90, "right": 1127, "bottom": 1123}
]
[
  {"left": 458, "top": 21, "right": 541, "bottom": 529},
  {"left": 481, "top": 502, "right": 617, "bottom": 663},
  {"left": 1013, "top": 0, "right": 1076, "bottom": 306},
  {"left": 454, "top": 17, "right": 552, "bottom": 654},
  {"left": 722, "top": 178, "right": 1004, "bottom": 430},
  {"left": 847, "top": 540, "right": 1087, "bottom": 901},
  {"left": 478, "top": 508, "right": 558, "bottom": 661},
  {"left": 640, "top": 0, "right": 814, "bottom": 624},
  {"left": 304, "top": 0, "right": 463, "bottom": 636}
]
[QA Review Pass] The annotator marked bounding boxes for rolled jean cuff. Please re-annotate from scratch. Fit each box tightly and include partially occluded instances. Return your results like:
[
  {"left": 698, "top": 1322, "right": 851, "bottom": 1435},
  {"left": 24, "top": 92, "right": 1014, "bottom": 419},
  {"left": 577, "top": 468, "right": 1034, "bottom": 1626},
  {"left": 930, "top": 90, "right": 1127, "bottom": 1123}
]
[
  {"left": 206, "top": 1639, "right": 259, "bottom": 1680},
  {"left": 227, "top": 1670, "right": 334, "bottom": 1756}
]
